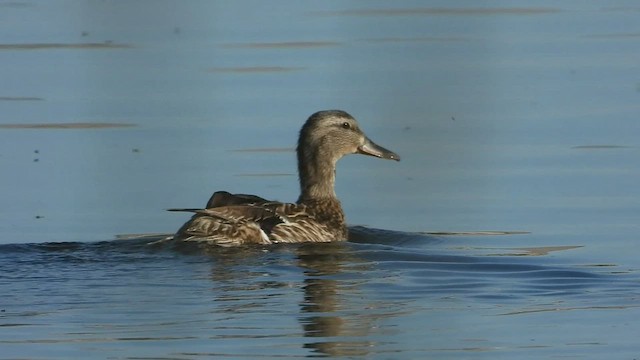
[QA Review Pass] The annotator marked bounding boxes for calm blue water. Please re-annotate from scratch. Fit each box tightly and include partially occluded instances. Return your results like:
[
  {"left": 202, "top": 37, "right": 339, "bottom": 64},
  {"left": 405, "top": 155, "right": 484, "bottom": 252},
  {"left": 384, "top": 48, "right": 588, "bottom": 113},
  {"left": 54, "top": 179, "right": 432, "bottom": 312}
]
[{"left": 1, "top": 1, "right": 639, "bottom": 359}]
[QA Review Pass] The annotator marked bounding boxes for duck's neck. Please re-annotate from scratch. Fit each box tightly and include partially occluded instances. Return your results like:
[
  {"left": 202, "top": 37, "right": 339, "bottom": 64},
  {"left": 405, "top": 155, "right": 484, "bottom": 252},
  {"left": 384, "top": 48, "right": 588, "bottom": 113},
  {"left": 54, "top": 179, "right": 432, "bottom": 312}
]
[{"left": 296, "top": 146, "right": 338, "bottom": 204}]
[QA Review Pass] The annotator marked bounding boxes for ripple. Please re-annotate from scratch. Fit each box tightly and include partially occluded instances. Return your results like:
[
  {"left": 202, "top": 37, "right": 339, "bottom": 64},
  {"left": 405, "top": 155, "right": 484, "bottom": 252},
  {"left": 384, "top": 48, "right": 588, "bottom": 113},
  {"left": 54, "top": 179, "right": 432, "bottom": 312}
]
[
  {"left": 207, "top": 66, "right": 305, "bottom": 73},
  {"left": 572, "top": 144, "right": 633, "bottom": 150},
  {"left": 233, "top": 173, "right": 294, "bottom": 177},
  {"left": 312, "top": 7, "right": 562, "bottom": 17},
  {"left": 0, "top": 122, "right": 135, "bottom": 129},
  {"left": 231, "top": 147, "right": 295, "bottom": 153},
  {"left": 582, "top": 33, "right": 640, "bottom": 39},
  {"left": 0, "top": 42, "right": 132, "bottom": 50},
  {"left": 221, "top": 41, "right": 340, "bottom": 49},
  {"left": 0, "top": 96, "right": 43, "bottom": 101}
]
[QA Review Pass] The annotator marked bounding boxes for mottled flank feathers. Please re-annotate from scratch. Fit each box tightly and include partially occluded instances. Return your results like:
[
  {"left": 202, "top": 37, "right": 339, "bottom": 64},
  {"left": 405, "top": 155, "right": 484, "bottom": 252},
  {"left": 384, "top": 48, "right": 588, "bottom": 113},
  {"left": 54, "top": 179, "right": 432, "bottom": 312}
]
[{"left": 172, "top": 192, "right": 346, "bottom": 246}]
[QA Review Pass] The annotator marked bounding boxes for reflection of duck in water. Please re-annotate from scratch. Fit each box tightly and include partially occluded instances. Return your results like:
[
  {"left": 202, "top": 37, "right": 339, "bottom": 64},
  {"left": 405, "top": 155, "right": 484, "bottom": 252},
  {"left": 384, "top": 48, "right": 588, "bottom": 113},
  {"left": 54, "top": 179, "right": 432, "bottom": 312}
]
[{"left": 170, "top": 110, "right": 400, "bottom": 246}]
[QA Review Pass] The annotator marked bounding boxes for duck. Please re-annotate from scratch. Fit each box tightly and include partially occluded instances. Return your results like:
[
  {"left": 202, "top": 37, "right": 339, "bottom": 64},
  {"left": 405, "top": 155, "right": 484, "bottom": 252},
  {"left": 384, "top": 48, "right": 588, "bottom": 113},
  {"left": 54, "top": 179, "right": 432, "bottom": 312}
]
[{"left": 169, "top": 110, "right": 400, "bottom": 246}]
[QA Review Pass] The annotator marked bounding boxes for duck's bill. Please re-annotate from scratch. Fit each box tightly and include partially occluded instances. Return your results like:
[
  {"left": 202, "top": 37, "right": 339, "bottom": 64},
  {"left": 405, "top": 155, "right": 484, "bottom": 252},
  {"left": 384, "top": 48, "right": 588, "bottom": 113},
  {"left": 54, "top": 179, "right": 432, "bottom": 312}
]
[{"left": 357, "top": 138, "right": 401, "bottom": 161}]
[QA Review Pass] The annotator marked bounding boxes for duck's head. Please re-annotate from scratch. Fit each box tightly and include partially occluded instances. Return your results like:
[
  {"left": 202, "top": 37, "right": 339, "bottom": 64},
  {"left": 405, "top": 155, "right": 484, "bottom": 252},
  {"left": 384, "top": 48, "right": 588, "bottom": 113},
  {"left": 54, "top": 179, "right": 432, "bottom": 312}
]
[{"left": 297, "top": 110, "right": 400, "bottom": 164}]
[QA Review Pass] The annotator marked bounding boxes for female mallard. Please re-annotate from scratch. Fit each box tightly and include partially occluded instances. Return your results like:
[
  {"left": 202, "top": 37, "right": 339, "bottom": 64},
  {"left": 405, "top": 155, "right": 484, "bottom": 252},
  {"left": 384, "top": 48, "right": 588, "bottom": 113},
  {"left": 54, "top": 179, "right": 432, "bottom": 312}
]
[{"left": 171, "top": 110, "right": 400, "bottom": 246}]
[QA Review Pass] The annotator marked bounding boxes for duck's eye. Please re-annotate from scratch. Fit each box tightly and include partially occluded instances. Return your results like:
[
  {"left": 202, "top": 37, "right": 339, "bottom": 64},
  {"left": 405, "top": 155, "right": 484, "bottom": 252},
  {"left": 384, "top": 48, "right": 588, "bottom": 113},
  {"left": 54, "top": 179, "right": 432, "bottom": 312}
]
[{"left": 341, "top": 122, "right": 351, "bottom": 129}]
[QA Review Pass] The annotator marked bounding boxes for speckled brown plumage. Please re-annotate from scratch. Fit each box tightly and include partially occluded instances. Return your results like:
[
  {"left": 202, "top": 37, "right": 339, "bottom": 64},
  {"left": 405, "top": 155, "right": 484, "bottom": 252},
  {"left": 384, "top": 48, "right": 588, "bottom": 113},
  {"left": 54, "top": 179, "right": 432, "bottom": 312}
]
[{"left": 170, "top": 110, "right": 399, "bottom": 247}]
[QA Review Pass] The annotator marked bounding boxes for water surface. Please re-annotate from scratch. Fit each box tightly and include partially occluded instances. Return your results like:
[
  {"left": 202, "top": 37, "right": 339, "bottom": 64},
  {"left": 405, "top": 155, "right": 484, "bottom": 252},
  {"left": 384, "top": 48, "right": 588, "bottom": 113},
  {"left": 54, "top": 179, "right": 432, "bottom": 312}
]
[{"left": 1, "top": 228, "right": 638, "bottom": 359}]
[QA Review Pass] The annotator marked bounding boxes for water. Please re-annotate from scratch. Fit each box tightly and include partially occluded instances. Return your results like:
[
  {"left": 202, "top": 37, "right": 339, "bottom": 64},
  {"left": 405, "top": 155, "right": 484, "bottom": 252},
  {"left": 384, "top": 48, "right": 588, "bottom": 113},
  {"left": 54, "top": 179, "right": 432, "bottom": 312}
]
[
  {"left": 1, "top": 231, "right": 638, "bottom": 359},
  {"left": 1, "top": 1, "right": 640, "bottom": 359}
]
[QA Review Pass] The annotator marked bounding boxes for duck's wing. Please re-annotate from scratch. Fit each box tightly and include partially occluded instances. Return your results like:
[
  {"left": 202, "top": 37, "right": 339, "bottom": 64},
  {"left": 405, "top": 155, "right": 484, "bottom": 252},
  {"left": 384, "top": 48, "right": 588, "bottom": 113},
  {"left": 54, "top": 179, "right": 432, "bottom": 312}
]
[
  {"left": 183, "top": 204, "right": 286, "bottom": 225},
  {"left": 205, "top": 191, "right": 270, "bottom": 208},
  {"left": 170, "top": 202, "right": 302, "bottom": 246}
]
